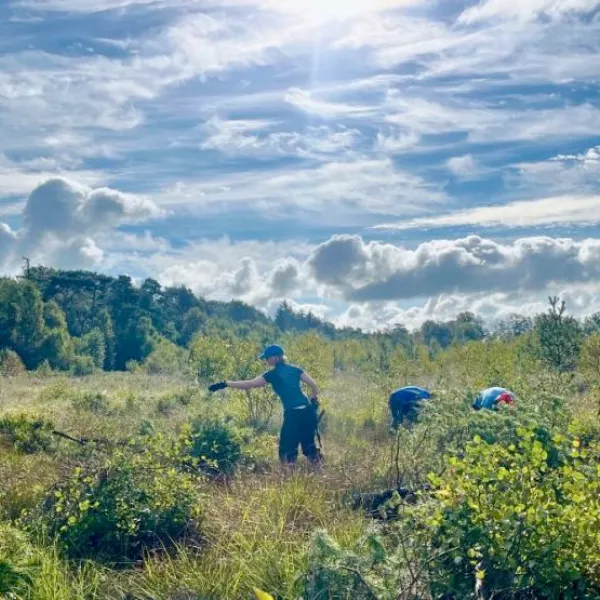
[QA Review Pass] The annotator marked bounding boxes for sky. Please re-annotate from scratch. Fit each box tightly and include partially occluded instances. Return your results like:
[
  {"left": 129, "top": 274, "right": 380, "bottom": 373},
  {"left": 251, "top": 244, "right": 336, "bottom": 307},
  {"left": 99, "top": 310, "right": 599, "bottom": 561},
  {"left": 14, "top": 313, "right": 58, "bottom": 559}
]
[{"left": 1, "top": 0, "right": 600, "bottom": 331}]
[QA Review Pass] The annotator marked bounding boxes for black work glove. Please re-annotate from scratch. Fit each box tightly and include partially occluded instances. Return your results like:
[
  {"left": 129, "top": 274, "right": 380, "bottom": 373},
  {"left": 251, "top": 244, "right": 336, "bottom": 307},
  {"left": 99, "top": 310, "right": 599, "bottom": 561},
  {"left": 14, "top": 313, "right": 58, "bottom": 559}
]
[
  {"left": 310, "top": 396, "right": 320, "bottom": 409},
  {"left": 208, "top": 381, "right": 227, "bottom": 393}
]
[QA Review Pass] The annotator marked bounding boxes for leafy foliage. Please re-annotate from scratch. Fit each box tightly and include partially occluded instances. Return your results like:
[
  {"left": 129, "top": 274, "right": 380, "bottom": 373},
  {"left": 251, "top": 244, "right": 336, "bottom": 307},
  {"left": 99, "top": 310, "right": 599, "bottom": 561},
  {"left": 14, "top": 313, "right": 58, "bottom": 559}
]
[
  {"left": 28, "top": 449, "right": 203, "bottom": 563},
  {"left": 187, "top": 417, "right": 243, "bottom": 476},
  {"left": 426, "top": 428, "right": 600, "bottom": 598},
  {"left": 0, "top": 413, "right": 56, "bottom": 454}
]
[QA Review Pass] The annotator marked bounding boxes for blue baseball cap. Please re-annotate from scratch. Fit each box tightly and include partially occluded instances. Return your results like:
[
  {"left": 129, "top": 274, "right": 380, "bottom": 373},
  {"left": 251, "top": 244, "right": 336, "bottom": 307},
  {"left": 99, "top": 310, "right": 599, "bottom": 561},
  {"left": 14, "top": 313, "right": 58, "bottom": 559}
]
[{"left": 258, "top": 344, "right": 284, "bottom": 360}]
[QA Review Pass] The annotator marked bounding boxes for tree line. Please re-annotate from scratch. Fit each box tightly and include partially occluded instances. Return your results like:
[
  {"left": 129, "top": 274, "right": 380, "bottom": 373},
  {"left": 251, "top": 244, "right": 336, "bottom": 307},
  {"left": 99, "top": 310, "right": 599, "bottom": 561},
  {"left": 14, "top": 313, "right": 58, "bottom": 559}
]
[{"left": 1, "top": 265, "right": 598, "bottom": 375}]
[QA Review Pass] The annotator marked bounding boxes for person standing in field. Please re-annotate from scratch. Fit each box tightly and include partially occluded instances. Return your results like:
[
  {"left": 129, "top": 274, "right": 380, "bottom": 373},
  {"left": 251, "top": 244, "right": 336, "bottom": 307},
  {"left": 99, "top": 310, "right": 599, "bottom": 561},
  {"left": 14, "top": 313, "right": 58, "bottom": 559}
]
[
  {"left": 472, "top": 387, "right": 516, "bottom": 411},
  {"left": 208, "top": 344, "right": 322, "bottom": 465},
  {"left": 389, "top": 386, "right": 432, "bottom": 428}
]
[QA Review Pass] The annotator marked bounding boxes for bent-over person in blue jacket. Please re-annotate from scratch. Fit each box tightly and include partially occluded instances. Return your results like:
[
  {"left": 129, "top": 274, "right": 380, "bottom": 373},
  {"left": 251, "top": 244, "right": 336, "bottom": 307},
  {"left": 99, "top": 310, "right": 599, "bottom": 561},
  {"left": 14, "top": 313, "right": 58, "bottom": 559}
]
[{"left": 389, "top": 386, "right": 432, "bottom": 428}]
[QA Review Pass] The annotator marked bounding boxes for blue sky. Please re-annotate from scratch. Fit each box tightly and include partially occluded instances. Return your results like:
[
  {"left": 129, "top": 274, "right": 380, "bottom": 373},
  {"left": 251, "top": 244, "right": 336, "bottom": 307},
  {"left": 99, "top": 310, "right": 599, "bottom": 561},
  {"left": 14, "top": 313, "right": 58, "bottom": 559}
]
[{"left": 1, "top": 0, "right": 600, "bottom": 330}]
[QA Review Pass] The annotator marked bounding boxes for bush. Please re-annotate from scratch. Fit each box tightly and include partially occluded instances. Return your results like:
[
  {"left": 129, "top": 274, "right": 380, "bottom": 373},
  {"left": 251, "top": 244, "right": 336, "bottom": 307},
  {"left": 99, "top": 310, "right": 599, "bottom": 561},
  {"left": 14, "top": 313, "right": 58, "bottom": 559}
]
[
  {"left": 0, "top": 413, "right": 55, "bottom": 454},
  {"left": 72, "top": 391, "right": 111, "bottom": 414},
  {"left": 69, "top": 355, "right": 96, "bottom": 377},
  {"left": 35, "top": 359, "right": 53, "bottom": 377},
  {"left": 0, "top": 524, "right": 36, "bottom": 596},
  {"left": 0, "top": 349, "right": 26, "bottom": 376},
  {"left": 187, "top": 417, "right": 243, "bottom": 476},
  {"left": 156, "top": 388, "right": 198, "bottom": 415},
  {"left": 425, "top": 427, "right": 600, "bottom": 598},
  {"left": 27, "top": 449, "right": 203, "bottom": 563},
  {"left": 144, "top": 341, "right": 187, "bottom": 375}
]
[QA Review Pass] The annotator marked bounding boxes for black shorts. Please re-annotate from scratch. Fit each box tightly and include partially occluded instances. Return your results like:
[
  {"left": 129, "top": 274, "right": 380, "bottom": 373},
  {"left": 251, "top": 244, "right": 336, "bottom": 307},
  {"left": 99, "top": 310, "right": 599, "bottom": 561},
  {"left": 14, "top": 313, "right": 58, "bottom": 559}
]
[{"left": 279, "top": 406, "right": 321, "bottom": 464}]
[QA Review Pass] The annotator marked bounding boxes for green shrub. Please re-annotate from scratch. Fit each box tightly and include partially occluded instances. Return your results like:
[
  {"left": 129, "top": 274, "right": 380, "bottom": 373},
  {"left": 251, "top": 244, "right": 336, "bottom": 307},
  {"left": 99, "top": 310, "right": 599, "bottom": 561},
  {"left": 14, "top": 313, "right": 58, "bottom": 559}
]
[
  {"left": 144, "top": 341, "right": 187, "bottom": 375},
  {"left": 69, "top": 355, "right": 96, "bottom": 377},
  {"left": 303, "top": 529, "right": 397, "bottom": 600},
  {"left": 425, "top": 427, "right": 600, "bottom": 598},
  {"left": 72, "top": 391, "right": 111, "bottom": 414},
  {"left": 0, "top": 413, "right": 55, "bottom": 454},
  {"left": 187, "top": 417, "right": 243, "bottom": 476},
  {"left": 0, "top": 524, "right": 36, "bottom": 596},
  {"left": 27, "top": 449, "right": 203, "bottom": 563},
  {"left": 37, "top": 379, "right": 77, "bottom": 404},
  {"left": 35, "top": 359, "right": 54, "bottom": 377},
  {"left": 0, "top": 349, "right": 26, "bottom": 376}
]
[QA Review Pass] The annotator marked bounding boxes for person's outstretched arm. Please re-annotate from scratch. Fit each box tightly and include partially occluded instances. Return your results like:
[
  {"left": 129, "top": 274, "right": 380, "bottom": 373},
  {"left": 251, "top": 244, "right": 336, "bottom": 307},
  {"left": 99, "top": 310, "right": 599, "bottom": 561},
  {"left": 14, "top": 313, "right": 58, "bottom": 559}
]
[
  {"left": 300, "top": 371, "right": 319, "bottom": 399},
  {"left": 227, "top": 375, "right": 267, "bottom": 390},
  {"left": 209, "top": 376, "right": 267, "bottom": 393}
]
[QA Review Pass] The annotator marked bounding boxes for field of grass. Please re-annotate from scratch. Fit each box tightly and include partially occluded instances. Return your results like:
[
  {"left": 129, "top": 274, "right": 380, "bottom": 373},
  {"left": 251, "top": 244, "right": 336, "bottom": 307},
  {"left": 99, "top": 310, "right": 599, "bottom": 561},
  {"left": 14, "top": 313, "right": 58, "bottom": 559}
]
[{"left": 1, "top": 351, "right": 599, "bottom": 599}]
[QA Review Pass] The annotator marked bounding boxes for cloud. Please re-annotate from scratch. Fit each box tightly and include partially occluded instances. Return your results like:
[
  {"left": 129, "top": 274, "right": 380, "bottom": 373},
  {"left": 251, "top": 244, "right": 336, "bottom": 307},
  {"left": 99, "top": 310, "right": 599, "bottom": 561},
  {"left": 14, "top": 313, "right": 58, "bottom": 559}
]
[
  {"left": 268, "top": 258, "right": 302, "bottom": 296},
  {"left": 200, "top": 116, "right": 360, "bottom": 159},
  {"left": 23, "top": 177, "right": 163, "bottom": 237},
  {"left": 307, "top": 234, "right": 600, "bottom": 302},
  {"left": 553, "top": 146, "right": 600, "bottom": 165},
  {"left": 284, "top": 88, "right": 376, "bottom": 119},
  {"left": 447, "top": 154, "right": 478, "bottom": 179},
  {"left": 0, "top": 177, "right": 163, "bottom": 273},
  {"left": 11, "top": 0, "right": 177, "bottom": 12},
  {"left": 0, "top": 154, "right": 106, "bottom": 198},
  {"left": 0, "top": 224, "right": 18, "bottom": 271},
  {"left": 332, "top": 284, "right": 600, "bottom": 332},
  {"left": 374, "top": 130, "right": 420, "bottom": 154},
  {"left": 374, "top": 195, "right": 600, "bottom": 231},
  {"left": 154, "top": 237, "right": 312, "bottom": 305},
  {"left": 158, "top": 158, "right": 446, "bottom": 220},
  {"left": 459, "top": 0, "right": 600, "bottom": 24},
  {"left": 384, "top": 95, "right": 600, "bottom": 145}
]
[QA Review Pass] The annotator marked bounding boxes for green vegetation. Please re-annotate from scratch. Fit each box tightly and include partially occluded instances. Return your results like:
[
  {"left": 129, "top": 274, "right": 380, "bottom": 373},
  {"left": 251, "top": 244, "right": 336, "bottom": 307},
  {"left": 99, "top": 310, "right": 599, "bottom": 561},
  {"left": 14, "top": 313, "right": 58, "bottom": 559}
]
[{"left": 1, "top": 267, "right": 600, "bottom": 598}]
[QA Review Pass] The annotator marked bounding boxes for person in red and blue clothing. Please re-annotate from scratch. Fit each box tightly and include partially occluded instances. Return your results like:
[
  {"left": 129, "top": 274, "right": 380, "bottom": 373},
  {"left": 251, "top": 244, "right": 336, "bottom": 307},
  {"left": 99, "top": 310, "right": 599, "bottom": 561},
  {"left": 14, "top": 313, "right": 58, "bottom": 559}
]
[
  {"left": 208, "top": 344, "right": 322, "bottom": 465},
  {"left": 472, "top": 387, "right": 516, "bottom": 411}
]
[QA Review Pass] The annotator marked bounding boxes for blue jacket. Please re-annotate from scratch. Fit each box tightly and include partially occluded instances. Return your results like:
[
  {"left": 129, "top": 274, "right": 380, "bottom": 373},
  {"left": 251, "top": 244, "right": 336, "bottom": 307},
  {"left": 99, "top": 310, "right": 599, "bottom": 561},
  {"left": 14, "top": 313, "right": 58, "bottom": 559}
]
[{"left": 389, "top": 386, "right": 431, "bottom": 407}]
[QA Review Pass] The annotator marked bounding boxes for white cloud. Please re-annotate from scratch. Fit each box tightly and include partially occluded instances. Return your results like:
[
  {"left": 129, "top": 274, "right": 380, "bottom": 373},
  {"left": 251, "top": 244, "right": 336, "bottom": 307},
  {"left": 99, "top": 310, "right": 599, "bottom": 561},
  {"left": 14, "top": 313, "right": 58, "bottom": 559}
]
[
  {"left": 0, "top": 154, "right": 106, "bottom": 198},
  {"left": 11, "top": 0, "right": 178, "bottom": 12},
  {"left": 284, "top": 88, "right": 376, "bottom": 119},
  {"left": 552, "top": 146, "right": 600, "bottom": 166},
  {"left": 157, "top": 158, "right": 446, "bottom": 219},
  {"left": 332, "top": 284, "right": 600, "bottom": 332},
  {"left": 0, "top": 177, "right": 163, "bottom": 273},
  {"left": 374, "top": 195, "right": 600, "bottom": 231},
  {"left": 384, "top": 95, "right": 600, "bottom": 145},
  {"left": 459, "top": 0, "right": 600, "bottom": 24},
  {"left": 200, "top": 116, "right": 360, "bottom": 159},
  {"left": 374, "top": 130, "right": 420, "bottom": 153},
  {"left": 156, "top": 239, "right": 311, "bottom": 306},
  {"left": 308, "top": 234, "right": 600, "bottom": 302},
  {"left": 22, "top": 177, "right": 163, "bottom": 237},
  {"left": 447, "top": 154, "right": 478, "bottom": 179}
]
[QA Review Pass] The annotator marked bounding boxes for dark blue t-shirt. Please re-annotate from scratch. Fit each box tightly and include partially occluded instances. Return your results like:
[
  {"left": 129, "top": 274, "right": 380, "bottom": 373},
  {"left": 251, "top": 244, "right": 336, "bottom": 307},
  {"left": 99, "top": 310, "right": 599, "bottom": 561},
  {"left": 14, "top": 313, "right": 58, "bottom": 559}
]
[
  {"left": 389, "top": 386, "right": 431, "bottom": 407},
  {"left": 263, "top": 363, "right": 310, "bottom": 411}
]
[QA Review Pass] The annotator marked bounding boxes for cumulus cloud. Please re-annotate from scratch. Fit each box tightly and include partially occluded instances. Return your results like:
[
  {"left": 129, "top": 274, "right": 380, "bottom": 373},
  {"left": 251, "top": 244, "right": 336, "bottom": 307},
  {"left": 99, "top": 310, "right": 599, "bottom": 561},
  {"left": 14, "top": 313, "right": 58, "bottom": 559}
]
[
  {"left": 22, "top": 177, "right": 162, "bottom": 238},
  {"left": 268, "top": 259, "right": 302, "bottom": 297},
  {"left": 0, "top": 177, "right": 163, "bottom": 273},
  {"left": 332, "top": 285, "right": 600, "bottom": 332},
  {"left": 307, "top": 234, "right": 600, "bottom": 302}
]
